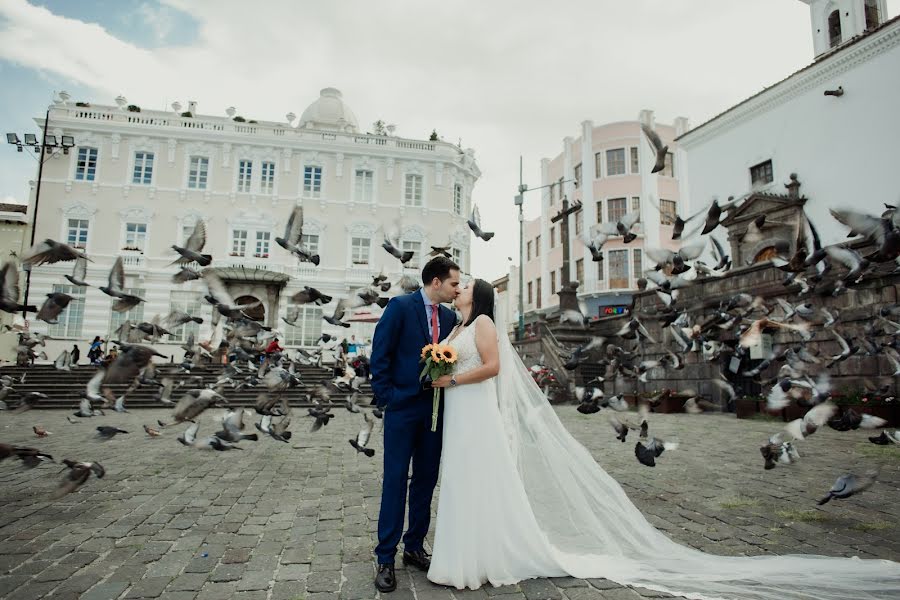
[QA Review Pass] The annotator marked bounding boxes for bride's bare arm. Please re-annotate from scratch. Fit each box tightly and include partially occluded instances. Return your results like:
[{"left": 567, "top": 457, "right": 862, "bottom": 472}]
[{"left": 432, "top": 316, "right": 500, "bottom": 387}]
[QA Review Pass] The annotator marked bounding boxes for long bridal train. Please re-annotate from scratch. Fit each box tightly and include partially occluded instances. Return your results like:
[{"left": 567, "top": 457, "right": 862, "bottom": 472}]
[{"left": 427, "top": 310, "right": 900, "bottom": 600}]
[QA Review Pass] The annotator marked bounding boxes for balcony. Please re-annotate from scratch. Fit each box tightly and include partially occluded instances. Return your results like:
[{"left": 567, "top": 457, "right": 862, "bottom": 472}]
[{"left": 120, "top": 251, "right": 145, "bottom": 269}]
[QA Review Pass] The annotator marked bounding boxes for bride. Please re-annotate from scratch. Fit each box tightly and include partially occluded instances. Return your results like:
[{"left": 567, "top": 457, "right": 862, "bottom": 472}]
[{"left": 426, "top": 278, "right": 900, "bottom": 600}]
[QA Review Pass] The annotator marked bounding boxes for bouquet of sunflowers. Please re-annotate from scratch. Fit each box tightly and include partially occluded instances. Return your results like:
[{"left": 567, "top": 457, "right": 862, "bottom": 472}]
[{"left": 420, "top": 343, "right": 457, "bottom": 431}]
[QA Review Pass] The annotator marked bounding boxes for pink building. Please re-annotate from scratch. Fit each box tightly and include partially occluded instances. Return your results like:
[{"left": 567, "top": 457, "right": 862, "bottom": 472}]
[{"left": 520, "top": 110, "right": 689, "bottom": 321}]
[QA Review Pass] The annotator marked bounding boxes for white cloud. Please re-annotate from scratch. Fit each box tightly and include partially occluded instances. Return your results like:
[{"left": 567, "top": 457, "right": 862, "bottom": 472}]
[
  {"left": 138, "top": 2, "right": 175, "bottom": 43},
  {"left": 2, "top": 0, "right": 895, "bottom": 280}
]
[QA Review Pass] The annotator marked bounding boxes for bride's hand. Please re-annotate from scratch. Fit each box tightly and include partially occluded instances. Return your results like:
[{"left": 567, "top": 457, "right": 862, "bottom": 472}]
[{"left": 431, "top": 375, "right": 454, "bottom": 388}]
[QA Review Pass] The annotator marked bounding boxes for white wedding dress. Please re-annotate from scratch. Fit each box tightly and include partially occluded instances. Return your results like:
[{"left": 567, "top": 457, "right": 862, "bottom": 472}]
[{"left": 427, "top": 314, "right": 900, "bottom": 599}]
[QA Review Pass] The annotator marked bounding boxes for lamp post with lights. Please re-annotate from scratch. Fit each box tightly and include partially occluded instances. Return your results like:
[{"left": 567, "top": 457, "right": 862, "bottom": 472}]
[
  {"left": 6, "top": 109, "right": 75, "bottom": 319},
  {"left": 514, "top": 157, "right": 576, "bottom": 340}
]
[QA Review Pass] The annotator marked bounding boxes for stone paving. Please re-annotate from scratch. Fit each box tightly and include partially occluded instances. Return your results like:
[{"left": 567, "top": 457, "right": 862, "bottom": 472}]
[{"left": 1, "top": 407, "right": 898, "bottom": 600}]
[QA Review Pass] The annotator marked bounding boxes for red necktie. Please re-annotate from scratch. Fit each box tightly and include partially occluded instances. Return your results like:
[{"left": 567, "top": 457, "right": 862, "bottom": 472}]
[{"left": 431, "top": 304, "right": 439, "bottom": 343}]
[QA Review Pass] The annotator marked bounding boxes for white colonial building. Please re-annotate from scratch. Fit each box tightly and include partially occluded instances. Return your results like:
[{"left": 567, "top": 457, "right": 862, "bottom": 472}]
[
  {"left": 22, "top": 88, "right": 479, "bottom": 358},
  {"left": 677, "top": 0, "right": 898, "bottom": 249}
]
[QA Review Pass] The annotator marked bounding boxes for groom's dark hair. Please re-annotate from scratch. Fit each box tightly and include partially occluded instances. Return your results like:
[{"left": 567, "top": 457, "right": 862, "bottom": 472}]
[
  {"left": 464, "top": 279, "right": 495, "bottom": 326},
  {"left": 421, "top": 256, "right": 460, "bottom": 286}
]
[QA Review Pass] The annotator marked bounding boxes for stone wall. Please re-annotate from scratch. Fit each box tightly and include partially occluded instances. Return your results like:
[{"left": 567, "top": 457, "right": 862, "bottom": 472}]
[{"left": 578, "top": 256, "right": 900, "bottom": 407}]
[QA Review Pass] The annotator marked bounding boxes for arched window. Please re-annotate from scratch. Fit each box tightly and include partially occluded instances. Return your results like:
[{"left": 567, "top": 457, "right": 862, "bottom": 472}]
[
  {"left": 865, "top": 0, "right": 880, "bottom": 31},
  {"left": 828, "top": 10, "right": 842, "bottom": 48}
]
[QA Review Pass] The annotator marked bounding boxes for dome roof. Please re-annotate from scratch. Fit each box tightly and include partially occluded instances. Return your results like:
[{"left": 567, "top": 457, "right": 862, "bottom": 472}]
[{"left": 298, "top": 88, "right": 359, "bottom": 133}]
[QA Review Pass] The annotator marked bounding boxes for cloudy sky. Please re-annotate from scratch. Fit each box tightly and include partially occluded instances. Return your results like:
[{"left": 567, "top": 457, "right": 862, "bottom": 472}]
[{"left": 1, "top": 0, "right": 897, "bottom": 282}]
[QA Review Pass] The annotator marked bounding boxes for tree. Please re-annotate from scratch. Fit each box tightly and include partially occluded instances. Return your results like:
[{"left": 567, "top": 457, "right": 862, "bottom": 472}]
[
  {"left": 429, "top": 129, "right": 439, "bottom": 141},
  {"left": 373, "top": 120, "right": 386, "bottom": 136}
]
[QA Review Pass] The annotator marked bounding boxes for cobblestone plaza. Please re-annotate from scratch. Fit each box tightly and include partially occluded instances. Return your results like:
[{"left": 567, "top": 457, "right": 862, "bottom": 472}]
[{"left": 1, "top": 408, "right": 898, "bottom": 600}]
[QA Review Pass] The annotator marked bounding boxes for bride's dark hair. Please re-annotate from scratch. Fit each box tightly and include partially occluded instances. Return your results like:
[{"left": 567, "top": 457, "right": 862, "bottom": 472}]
[{"left": 464, "top": 278, "right": 495, "bottom": 327}]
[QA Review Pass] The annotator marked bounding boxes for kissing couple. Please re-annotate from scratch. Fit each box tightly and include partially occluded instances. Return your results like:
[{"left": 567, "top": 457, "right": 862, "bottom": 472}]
[{"left": 368, "top": 256, "right": 900, "bottom": 599}]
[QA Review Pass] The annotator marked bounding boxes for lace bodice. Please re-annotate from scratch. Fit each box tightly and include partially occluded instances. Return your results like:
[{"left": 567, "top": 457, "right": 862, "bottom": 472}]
[{"left": 443, "top": 319, "right": 483, "bottom": 376}]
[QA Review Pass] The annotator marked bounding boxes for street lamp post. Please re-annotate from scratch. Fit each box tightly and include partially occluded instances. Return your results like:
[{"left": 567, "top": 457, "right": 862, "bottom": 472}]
[
  {"left": 514, "top": 156, "right": 575, "bottom": 340},
  {"left": 6, "top": 109, "right": 75, "bottom": 320}
]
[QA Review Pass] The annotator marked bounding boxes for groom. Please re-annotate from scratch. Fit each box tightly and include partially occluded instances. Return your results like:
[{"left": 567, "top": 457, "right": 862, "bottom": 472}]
[{"left": 369, "top": 256, "right": 460, "bottom": 592}]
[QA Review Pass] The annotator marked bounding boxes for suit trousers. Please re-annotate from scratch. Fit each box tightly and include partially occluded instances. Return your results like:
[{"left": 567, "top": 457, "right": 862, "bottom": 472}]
[{"left": 375, "top": 394, "right": 444, "bottom": 564}]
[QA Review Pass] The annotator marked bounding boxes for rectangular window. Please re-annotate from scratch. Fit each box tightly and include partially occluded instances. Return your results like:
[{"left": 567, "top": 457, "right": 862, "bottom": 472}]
[
  {"left": 632, "top": 249, "right": 642, "bottom": 283},
  {"left": 300, "top": 233, "right": 319, "bottom": 256},
  {"left": 535, "top": 235, "right": 541, "bottom": 253},
  {"left": 662, "top": 152, "right": 675, "bottom": 177},
  {"left": 188, "top": 156, "right": 209, "bottom": 189},
  {"left": 573, "top": 164, "right": 582, "bottom": 188},
  {"left": 109, "top": 288, "right": 145, "bottom": 335},
  {"left": 167, "top": 291, "right": 202, "bottom": 343},
  {"left": 558, "top": 268, "right": 565, "bottom": 288},
  {"left": 608, "top": 198, "right": 626, "bottom": 224},
  {"left": 606, "top": 148, "right": 626, "bottom": 176},
  {"left": 255, "top": 231, "right": 271, "bottom": 257},
  {"left": 404, "top": 174, "right": 423, "bottom": 206},
  {"left": 630, "top": 147, "right": 639, "bottom": 174},
  {"left": 575, "top": 211, "right": 582, "bottom": 236},
  {"left": 527, "top": 281, "right": 533, "bottom": 305},
  {"left": 67, "top": 219, "right": 89, "bottom": 249},
  {"left": 283, "top": 304, "right": 323, "bottom": 346},
  {"left": 608, "top": 250, "right": 629, "bottom": 289},
  {"left": 124, "top": 223, "right": 147, "bottom": 251},
  {"left": 550, "top": 226, "right": 556, "bottom": 249},
  {"left": 594, "top": 153, "right": 603, "bottom": 179},
  {"left": 181, "top": 224, "right": 195, "bottom": 246},
  {"left": 631, "top": 196, "right": 641, "bottom": 222},
  {"left": 597, "top": 256, "right": 604, "bottom": 281},
  {"left": 660, "top": 199, "right": 677, "bottom": 225},
  {"left": 535, "top": 277, "right": 542, "bottom": 309},
  {"left": 132, "top": 151, "right": 153, "bottom": 185},
  {"left": 596, "top": 200, "right": 603, "bottom": 223},
  {"left": 575, "top": 258, "right": 584, "bottom": 285},
  {"left": 75, "top": 147, "right": 98, "bottom": 181},
  {"left": 303, "top": 166, "right": 322, "bottom": 198},
  {"left": 351, "top": 237, "right": 371, "bottom": 265},
  {"left": 550, "top": 271, "right": 557, "bottom": 295},
  {"left": 453, "top": 184, "right": 463, "bottom": 214},
  {"left": 260, "top": 161, "right": 275, "bottom": 194},
  {"left": 550, "top": 184, "right": 556, "bottom": 205},
  {"left": 401, "top": 240, "right": 421, "bottom": 267},
  {"left": 237, "top": 159, "right": 253, "bottom": 193},
  {"left": 47, "top": 284, "right": 85, "bottom": 338},
  {"left": 451, "top": 247, "right": 462, "bottom": 266},
  {"left": 526, "top": 241, "right": 532, "bottom": 261},
  {"left": 865, "top": 0, "right": 880, "bottom": 30},
  {"left": 750, "top": 159, "right": 773, "bottom": 187},
  {"left": 231, "top": 230, "right": 248, "bottom": 256},
  {"left": 355, "top": 169, "right": 374, "bottom": 203}
]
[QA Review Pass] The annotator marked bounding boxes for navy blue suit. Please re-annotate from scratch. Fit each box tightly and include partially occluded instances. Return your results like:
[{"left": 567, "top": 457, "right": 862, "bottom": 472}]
[{"left": 370, "top": 291, "right": 456, "bottom": 564}]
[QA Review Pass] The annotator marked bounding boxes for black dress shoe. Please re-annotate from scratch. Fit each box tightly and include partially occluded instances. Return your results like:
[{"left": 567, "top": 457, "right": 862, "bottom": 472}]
[
  {"left": 375, "top": 563, "right": 396, "bottom": 593},
  {"left": 402, "top": 549, "right": 431, "bottom": 571}
]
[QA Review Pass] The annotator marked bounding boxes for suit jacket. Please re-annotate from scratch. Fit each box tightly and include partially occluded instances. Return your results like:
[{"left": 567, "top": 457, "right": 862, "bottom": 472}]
[{"left": 369, "top": 291, "right": 457, "bottom": 411}]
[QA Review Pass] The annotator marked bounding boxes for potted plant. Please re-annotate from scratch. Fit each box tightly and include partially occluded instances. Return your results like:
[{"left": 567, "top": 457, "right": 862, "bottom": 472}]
[
  {"left": 832, "top": 390, "right": 900, "bottom": 427},
  {"left": 735, "top": 395, "right": 764, "bottom": 419},
  {"left": 229, "top": 251, "right": 241, "bottom": 257},
  {"left": 233, "top": 116, "right": 246, "bottom": 122},
  {"left": 127, "top": 105, "right": 141, "bottom": 113},
  {"left": 75, "top": 101, "right": 90, "bottom": 107},
  {"left": 181, "top": 111, "right": 193, "bottom": 118},
  {"left": 121, "top": 246, "right": 142, "bottom": 252}
]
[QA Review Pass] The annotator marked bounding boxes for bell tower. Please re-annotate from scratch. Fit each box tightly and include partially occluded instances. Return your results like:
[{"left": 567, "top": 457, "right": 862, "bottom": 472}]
[{"left": 799, "top": 0, "right": 886, "bottom": 57}]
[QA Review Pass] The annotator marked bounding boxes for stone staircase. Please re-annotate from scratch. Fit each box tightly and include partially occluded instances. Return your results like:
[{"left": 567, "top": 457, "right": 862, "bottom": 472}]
[{"left": 0, "top": 363, "right": 373, "bottom": 411}]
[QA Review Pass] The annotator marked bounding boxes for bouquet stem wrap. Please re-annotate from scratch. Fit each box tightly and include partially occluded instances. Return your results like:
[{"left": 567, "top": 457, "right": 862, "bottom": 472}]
[{"left": 419, "top": 343, "right": 457, "bottom": 432}]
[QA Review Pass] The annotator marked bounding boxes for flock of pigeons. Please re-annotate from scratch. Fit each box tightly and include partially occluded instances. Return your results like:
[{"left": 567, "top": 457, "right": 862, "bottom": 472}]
[
  {"left": 0, "top": 199, "right": 497, "bottom": 498},
  {"left": 564, "top": 166, "right": 900, "bottom": 504}
]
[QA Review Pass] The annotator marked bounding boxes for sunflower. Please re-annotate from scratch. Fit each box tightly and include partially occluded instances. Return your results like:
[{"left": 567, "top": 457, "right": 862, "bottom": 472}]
[
  {"left": 420, "top": 343, "right": 434, "bottom": 359},
  {"left": 440, "top": 345, "right": 457, "bottom": 364},
  {"left": 430, "top": 347, "right": 442, "bottom": 362}
]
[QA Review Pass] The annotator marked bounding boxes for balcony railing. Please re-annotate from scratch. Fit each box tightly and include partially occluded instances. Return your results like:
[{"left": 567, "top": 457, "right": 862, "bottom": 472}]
[{"left": 54, "top": 105, "right": 457, "bottom": 156}]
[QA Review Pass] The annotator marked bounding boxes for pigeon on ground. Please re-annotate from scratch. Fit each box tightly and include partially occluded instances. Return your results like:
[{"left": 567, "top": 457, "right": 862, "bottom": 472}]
[
  {"left": 817, "top": 471, "right": 877, "bottom": 505},
  {"left": 349, "top": 412, "right": 376, "bottom": 457}
]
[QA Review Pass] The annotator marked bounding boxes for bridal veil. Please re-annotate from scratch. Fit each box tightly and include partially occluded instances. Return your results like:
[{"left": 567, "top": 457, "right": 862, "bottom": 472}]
[{"left": 491, "top": 299, "right": 900, "bottom": 600}]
